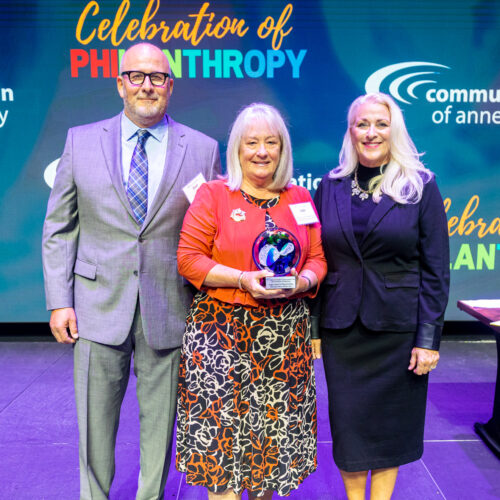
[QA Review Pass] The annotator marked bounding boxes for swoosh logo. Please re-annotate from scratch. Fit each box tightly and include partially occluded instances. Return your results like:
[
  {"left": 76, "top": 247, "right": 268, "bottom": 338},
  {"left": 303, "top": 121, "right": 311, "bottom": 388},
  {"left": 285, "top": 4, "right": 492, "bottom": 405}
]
[{"left": 365, "top": 62, "right": 450, "bottom": 104}]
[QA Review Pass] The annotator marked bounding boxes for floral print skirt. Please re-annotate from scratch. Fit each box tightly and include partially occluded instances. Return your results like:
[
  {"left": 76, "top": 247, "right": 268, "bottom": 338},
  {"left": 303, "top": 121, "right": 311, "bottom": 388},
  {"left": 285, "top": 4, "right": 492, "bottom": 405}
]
[{"left": 176, "top": 292, "right": 317, "bottom": 496}]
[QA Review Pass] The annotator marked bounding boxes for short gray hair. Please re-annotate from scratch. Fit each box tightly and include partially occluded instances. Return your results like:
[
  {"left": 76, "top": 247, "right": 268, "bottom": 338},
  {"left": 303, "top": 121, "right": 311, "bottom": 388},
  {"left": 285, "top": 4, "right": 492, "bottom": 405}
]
[{"left": 225, "top": 103, "right": 293, "bottom": 191}]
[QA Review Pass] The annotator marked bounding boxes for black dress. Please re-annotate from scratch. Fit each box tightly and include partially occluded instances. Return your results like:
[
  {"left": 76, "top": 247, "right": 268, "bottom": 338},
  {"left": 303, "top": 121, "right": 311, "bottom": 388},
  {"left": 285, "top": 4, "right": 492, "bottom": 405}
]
[{"left": 321, "top": 165, "right": 429, "bottom": 472}]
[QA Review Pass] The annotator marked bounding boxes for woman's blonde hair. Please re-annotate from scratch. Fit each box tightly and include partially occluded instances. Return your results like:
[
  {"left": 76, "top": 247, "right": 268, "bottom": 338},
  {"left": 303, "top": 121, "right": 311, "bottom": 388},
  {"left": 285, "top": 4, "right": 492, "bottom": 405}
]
[
  {"left": 330, "top": 92, "right": 432, "bottom": 204},
  {"left": 225, "top": 103, "right": 293, "bottom": 191}
]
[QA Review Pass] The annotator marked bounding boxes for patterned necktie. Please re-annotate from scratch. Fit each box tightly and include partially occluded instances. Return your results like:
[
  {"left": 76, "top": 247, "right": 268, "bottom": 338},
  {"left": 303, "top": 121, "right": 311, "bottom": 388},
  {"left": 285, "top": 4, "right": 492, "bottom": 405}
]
[{"left": 127, "top": 129, "right": 150, "bottom": 224}]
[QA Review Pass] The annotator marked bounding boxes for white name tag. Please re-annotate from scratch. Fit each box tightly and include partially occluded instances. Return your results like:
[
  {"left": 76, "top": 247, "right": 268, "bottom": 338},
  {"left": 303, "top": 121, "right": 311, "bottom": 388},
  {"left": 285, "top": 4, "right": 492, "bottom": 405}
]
[
  {"left": 289, "top": 202, "right": 319, "bottom": 225},
  {"left": 182, "top": 173, "right": 207, "bottom": 203}
]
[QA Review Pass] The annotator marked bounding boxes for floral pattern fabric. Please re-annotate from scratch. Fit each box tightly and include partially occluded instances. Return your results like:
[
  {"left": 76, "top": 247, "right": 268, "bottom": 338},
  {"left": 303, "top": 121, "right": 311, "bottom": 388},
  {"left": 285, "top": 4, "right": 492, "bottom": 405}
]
[
  {"left": 240, "top": 190, "right": 279, "bottom": 231},
  {"left": 176, "top": 292, "right": 317, "bottom": 496}
]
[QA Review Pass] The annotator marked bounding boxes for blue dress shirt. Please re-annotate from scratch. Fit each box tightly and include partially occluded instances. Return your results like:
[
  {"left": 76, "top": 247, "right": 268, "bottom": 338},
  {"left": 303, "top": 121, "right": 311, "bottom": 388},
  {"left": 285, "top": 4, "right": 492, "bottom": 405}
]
[{"left": 121, "top": 113, "right": 169, "bottom": 210}]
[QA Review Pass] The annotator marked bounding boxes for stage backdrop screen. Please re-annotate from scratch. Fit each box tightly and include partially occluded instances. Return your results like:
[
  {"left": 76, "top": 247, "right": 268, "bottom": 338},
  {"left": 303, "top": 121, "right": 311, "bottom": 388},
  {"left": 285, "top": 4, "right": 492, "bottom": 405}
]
[{"left": 0, "top": 0, "right": 499, "bottom": 321}]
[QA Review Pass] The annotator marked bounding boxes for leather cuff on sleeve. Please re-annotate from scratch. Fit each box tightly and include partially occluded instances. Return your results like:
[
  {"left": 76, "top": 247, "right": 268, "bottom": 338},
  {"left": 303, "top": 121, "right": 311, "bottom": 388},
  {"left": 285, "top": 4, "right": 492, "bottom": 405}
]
[
  {"left": 415, "top": 323, "right": 442, "bottom": 350},
  {"left": 310, "top": 315, "right": 321, "bottom": 339}
]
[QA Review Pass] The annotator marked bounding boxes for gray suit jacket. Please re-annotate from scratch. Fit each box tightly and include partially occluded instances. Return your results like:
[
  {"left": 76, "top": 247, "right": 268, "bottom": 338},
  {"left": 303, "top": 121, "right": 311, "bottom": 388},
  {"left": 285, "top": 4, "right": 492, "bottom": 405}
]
[{"left": 42, "top": 113, "right": 221, "bottom": 349}]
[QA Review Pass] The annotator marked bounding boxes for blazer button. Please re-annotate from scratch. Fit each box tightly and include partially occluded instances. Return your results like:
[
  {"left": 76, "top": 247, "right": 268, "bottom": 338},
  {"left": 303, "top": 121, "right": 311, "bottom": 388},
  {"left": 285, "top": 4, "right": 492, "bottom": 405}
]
[
  {"left": 138, "top": 237, "right": 144, "bottom": 243},
  {"left": 133, "top": 270, "right": 138, "bottom": 276}
]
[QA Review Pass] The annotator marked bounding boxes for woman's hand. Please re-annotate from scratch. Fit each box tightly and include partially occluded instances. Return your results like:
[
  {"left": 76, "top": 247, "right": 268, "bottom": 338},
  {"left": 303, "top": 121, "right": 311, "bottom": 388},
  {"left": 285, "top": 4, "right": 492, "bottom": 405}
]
[
  {"left": 240, "top": 268, "right": 316, "bottom": 300},
  {"left": 311, "top": 339, "right": 322, "bottom": 360},
  {"left": 408, "top": 347, "right": 439, "bottom": 375},
  {"left": 280, "top": 268, "right": 316, "bottom": 298},
  {"left": 240, "top": 270, "right": 289, "bottom": 300}
]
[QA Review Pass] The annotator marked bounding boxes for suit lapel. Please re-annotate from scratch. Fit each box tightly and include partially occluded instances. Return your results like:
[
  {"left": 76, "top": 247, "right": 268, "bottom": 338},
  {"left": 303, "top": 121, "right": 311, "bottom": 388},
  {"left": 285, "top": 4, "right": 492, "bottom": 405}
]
[
  {"left": 101, "top": 114, "right": 136, "bottom": 221},
  {"left": 142, "top": 117, "right": 187, "bottom": 229},
  {"left": 335, "top": 177, "right": 362, "bottom": 259},
  {"left": 361, "top": 194, "right": 396, "bottom": 245}
]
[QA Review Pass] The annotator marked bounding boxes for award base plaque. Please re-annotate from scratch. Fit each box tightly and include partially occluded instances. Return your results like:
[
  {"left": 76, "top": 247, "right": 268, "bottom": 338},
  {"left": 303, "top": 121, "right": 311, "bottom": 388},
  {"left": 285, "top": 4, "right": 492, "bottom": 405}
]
[
  {"left": 252, "top": 228, "right": 301, "bottom": 290},
  {"left": 265, "top": 275, "right": 297, "bottom": 290}
]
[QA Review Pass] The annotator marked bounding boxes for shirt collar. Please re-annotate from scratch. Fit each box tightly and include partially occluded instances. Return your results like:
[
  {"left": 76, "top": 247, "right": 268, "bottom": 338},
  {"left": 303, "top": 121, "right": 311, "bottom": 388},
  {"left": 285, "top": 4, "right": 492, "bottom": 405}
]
[{"left": 121, "top": 112, "right": 168, "bottom": 143}]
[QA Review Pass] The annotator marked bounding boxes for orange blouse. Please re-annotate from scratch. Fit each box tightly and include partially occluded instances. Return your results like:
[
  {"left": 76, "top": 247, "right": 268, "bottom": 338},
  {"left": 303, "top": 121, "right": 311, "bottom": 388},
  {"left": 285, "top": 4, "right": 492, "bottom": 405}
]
[{"left": 177, "top": 180, "right": 327, "bottom": 307}]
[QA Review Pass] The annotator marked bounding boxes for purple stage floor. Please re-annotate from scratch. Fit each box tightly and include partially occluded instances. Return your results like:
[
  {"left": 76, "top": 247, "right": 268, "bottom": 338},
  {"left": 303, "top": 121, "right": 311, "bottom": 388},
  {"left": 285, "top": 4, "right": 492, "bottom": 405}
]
[{"left": 1, "top": 338, "right": 499, "bottom": 499}]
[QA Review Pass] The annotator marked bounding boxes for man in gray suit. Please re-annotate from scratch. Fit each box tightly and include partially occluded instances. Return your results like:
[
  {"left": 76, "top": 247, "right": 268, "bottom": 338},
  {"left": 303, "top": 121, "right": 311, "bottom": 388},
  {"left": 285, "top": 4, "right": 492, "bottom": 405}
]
[{"left": 42, "top": 43, "right": 220, "bottom": 499}]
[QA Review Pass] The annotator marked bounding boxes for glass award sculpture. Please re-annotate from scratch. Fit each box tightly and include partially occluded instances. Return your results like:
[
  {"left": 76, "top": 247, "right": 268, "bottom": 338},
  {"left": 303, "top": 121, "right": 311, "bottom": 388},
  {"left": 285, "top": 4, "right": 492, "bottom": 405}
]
[{"left": 252, "top": 228, "right": 301, "bottom": 289}]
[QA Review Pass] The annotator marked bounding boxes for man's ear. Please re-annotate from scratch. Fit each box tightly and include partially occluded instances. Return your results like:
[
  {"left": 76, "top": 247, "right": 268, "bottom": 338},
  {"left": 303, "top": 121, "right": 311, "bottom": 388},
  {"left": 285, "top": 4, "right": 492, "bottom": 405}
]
[{"left": 117, "top": 76, "right": 125, "bottom": 98}]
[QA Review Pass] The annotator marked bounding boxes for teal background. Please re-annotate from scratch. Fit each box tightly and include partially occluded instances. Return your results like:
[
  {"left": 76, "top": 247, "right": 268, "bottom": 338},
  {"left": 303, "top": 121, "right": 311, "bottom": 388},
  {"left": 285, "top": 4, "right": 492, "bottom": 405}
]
[{"left": 0, "top": 0, "right": 498, "bottom": 321}]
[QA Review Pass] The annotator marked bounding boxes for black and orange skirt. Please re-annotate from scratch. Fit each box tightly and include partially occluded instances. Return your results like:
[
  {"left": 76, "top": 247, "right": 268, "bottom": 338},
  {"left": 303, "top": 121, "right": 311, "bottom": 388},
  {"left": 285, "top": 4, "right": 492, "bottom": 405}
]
[{"left": 176, "top": 292, "right": 317, "bottom": 496}]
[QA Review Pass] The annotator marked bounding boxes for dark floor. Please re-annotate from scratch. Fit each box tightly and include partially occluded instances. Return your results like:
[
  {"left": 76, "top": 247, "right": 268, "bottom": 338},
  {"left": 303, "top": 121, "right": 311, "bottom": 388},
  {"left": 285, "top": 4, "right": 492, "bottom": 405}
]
[{"left": 0, "top": 338, "right": 499, "bottom": 499}]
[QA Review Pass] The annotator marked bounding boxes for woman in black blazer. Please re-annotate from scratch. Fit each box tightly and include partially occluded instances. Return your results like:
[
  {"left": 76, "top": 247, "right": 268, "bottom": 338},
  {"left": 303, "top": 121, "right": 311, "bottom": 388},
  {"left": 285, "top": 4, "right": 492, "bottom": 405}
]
[{"left": 312, "top": 93, "right": 449, "bottom": 500}]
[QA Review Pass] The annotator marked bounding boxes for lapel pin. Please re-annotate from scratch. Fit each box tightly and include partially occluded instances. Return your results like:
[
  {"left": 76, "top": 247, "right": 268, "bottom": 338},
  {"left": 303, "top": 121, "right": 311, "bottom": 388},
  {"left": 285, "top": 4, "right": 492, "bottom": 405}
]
[{"left": 230, "top": 208, "right": 246, "bottom": 222}]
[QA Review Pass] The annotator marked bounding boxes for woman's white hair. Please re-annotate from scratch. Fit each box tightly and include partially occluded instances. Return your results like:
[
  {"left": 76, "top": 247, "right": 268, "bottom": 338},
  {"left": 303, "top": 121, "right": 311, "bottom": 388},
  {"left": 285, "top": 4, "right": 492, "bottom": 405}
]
[
  {"left": 330, "top": 92, "right": 433, "bottom": 204},
  {"left": 225, "top": 103, "right": 293, "bottom": 191}
]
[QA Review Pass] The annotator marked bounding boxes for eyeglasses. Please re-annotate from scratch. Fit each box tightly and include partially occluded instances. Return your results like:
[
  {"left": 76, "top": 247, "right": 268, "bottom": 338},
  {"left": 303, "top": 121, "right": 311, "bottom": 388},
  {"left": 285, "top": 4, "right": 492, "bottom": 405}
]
[{"left": 121, "top": 71, "right": 170, "bottom": 87}]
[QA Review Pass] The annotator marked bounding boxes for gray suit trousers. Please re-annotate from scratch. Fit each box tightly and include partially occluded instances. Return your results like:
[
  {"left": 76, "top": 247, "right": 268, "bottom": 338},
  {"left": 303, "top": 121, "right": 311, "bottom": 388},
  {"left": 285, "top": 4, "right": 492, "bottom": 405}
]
[{"left": 74, "top": 307, "right": 180, "bottom": 500}]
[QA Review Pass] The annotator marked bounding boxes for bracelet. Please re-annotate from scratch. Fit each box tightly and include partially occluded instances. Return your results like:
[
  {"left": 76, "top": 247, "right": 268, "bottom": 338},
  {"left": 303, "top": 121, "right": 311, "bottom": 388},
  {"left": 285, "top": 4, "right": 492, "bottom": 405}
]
[
  {"left": 300, "top": 274, "right": 312, "bottom": 290},
  {"left": 238, "top": 271, "right": 247, "bottom": 291}
]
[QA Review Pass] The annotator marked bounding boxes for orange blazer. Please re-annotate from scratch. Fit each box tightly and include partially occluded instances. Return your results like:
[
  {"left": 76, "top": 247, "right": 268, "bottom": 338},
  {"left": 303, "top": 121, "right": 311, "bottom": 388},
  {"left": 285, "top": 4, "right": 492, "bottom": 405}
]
[{"left": 177, "top": 180, "right": 327, "bottom": 307}]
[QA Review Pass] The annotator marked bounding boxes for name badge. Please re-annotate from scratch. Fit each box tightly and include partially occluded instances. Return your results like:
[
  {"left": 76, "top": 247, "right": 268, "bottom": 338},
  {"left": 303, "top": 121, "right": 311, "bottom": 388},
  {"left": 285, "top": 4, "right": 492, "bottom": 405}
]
[
  {"left": 289, "top": 202, "right": 319, "bottom": 225},
  {"left": 182, "top": 173, "right": 207, "bottom": 203}
]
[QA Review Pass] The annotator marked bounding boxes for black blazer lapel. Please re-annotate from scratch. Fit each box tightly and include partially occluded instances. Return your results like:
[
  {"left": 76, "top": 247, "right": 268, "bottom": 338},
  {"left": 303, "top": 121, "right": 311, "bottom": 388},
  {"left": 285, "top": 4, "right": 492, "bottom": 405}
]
[
  {"left": 361, "top": 194, "right": 396, "bottom": 245},
  {"left": 143, "top": 117, "right": 187, "bottom": 228},
  {"left": 335, "top": 177, "right": 362, "bottom": 260},
  {"left": 101, "top": 114, "right": 136, "bottom": 221}
]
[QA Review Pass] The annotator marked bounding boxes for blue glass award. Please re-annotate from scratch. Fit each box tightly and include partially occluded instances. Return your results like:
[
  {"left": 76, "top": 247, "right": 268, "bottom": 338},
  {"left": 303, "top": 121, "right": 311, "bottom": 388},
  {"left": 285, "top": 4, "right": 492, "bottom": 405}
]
[{"left": 252, "top": 228, "right": 301, "bottom": 289}]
